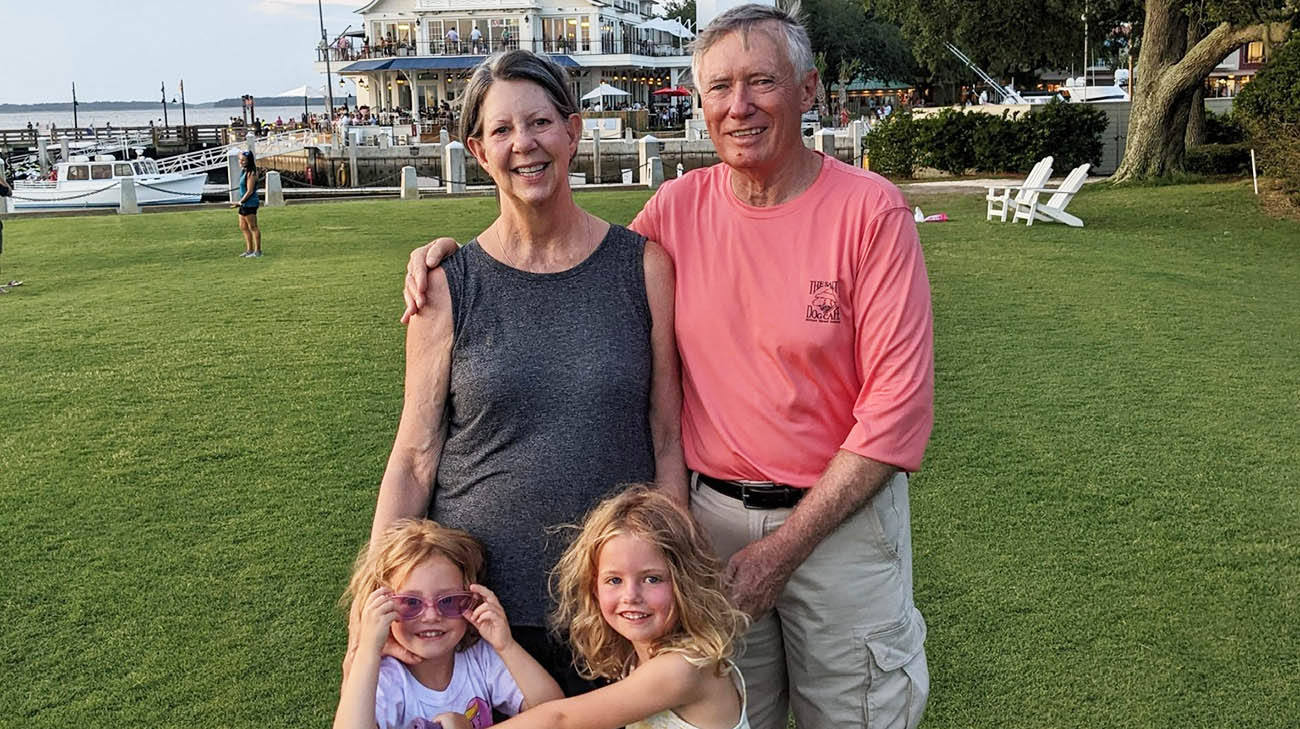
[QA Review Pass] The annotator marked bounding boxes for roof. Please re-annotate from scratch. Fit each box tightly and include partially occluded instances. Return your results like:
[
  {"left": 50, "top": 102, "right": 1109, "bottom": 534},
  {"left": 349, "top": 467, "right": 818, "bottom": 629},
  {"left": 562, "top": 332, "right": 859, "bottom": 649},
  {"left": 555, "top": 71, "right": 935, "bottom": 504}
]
[{"left": 845, "top": 78, "right": 913, "bottom": 92}]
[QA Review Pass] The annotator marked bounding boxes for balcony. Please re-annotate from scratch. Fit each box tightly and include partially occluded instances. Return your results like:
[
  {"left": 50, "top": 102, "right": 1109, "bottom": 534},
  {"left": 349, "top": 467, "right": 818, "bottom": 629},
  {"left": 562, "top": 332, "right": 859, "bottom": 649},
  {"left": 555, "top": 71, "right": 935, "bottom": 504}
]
[{"left": 316, "top": 37, "right": 689, "bottom": 64}]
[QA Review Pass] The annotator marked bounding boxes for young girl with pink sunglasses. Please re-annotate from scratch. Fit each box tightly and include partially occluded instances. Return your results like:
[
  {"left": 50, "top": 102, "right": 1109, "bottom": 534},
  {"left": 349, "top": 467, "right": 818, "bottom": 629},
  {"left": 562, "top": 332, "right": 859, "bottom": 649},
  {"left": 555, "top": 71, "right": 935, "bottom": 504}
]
[{"left": 335, "top": 519, "right": 563, "bottom": 729}]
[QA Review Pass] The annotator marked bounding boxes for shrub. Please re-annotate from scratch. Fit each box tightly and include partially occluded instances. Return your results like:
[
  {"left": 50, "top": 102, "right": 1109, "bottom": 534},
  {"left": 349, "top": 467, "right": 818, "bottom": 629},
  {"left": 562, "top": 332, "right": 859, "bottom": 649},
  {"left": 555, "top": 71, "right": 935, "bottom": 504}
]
[
  {"left": 913, "top": 108, "right": 980, "bottom": 175},
  {"left": 1234, "top": 38, "right": 1300, "bottom": 126},
  {"left": 970, "top": 110, "right": 1031, "bottom": 173},
  {"left": 864, "top": 111, "right": 918, "bottom": 177},
  {"left": 1184, "top": 142, "right": 1252, "bottom": 175},
  {"left": 863, "top": 99, "right": 1106, "bottom": 178},
  {"left": 1235, "top": 37, "right": 1300, "bottom": 203},
  {"left": 1204, "top": 110, "right": 1246, "bottom": 144},
  {"left": 1020, "top": 99, "right": 1108, "bottom": 171}
]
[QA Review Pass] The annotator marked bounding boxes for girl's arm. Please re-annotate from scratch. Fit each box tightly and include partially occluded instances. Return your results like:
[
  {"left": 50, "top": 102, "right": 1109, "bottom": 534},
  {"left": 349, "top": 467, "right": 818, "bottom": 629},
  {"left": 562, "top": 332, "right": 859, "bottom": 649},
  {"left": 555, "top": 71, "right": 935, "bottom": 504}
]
[
  {"left": 494, "top": 653, "right": 708, "bottom": 729},
  {"left": 463, "top": 585, "right": 563, "bottom": 709},
  {"left": 643, "top": 241, "right": 687, "bottom": 506},
  {"left": 335, "top": 589, "right": 398, "bottom": 729},
  {"left": 498, "top": 641, "right": 564, "bottom": 710}
]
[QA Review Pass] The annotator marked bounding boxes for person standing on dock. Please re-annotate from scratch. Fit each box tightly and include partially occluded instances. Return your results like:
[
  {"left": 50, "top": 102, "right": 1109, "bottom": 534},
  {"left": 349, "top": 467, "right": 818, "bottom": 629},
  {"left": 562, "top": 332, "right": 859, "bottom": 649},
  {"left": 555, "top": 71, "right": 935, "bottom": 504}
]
[{"left": 233, "top": 150, "right": 263, "bottom": 258}]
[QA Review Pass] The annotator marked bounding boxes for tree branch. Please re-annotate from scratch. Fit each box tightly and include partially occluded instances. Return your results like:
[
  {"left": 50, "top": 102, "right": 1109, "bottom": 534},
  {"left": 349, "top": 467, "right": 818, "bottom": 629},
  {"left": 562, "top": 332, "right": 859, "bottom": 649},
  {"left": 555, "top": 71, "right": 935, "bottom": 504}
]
[{"left": 1167, "top": 19, "right": 1294, "bottom": 92}]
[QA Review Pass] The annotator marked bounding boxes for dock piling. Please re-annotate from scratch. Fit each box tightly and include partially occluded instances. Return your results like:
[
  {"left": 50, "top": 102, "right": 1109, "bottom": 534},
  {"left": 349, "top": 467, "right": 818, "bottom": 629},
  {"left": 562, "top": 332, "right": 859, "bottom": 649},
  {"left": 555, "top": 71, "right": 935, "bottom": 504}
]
[
  {"left": 401, "top": 166, "right": 418, "bottom": 200},
  {"left": 227, "top": 152, "right": 240, "bottom": 204},
  {"left": 637, "top": 135, "right": 660, "bottom": 185},
  {"left": 813, "top": 129, "right": 836, "bottom": 156},
  {"left": 265, "top": 171, "right": 285, "bottom": 206},
  {"left": 648, "top": 156, "right": 664, "bottom": 190},
  {"left": 118, "top": 179, "right": 140, "bottom": 215},
  {"left": 444, "top": 142, "right": 466, "bottom": 194}
]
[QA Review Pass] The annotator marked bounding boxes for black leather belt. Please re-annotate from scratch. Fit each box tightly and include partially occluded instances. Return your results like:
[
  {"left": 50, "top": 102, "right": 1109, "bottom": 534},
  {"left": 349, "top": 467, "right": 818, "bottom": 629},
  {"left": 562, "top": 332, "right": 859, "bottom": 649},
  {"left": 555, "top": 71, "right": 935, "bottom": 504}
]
[{"left": 696, "top": 473, "right": 807, "bottom": 510}]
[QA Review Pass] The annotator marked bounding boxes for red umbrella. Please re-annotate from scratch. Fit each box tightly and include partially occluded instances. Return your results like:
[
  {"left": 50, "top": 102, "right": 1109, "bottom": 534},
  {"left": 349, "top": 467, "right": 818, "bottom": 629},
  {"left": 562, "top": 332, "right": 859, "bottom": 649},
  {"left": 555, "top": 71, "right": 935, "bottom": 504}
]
[{"left": 652, "top": 86, "right": 692, "bottom": 96}]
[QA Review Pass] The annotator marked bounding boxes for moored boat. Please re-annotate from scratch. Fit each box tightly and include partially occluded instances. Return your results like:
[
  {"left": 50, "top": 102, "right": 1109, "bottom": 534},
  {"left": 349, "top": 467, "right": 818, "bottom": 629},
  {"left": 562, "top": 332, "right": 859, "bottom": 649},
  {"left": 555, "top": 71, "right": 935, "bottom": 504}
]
[{"left": 12, "top": 155, "right": 207, "bottom": 210}]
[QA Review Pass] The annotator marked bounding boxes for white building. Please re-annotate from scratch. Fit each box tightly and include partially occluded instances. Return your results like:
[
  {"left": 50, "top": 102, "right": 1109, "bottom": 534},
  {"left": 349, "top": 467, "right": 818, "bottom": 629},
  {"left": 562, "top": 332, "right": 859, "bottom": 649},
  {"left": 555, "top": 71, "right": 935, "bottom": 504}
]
[{"left": 313, "top": 0, "right": 693, "bottom": 120}]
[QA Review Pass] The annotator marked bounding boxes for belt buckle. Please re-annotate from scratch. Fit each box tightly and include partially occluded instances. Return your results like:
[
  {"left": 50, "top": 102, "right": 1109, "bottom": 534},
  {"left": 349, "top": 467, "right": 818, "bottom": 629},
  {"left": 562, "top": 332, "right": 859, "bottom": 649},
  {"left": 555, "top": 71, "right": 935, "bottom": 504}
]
[{"left": 740, "top": 486, "right": 782, "bottom": 510}]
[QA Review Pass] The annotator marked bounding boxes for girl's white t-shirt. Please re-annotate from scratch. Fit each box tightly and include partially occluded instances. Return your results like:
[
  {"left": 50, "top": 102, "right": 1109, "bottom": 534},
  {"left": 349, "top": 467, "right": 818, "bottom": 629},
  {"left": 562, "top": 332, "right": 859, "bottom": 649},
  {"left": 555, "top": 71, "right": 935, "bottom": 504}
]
[{"left": 375, "top": 640, "right": 525, "bottom": 729}]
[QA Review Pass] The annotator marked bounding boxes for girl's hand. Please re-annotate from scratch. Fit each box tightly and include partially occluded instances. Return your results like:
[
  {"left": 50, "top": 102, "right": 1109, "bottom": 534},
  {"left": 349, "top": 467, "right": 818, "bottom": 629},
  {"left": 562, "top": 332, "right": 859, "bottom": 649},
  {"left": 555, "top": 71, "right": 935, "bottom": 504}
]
[
  {"left": 433, "top": 711, "right": 472, "bottom": 729},
  {"left": 357, "top": 587, "right": 400, "bottom": 655},
  {"left": 465, "top": 584, "right": 513, "bottom": 652}
]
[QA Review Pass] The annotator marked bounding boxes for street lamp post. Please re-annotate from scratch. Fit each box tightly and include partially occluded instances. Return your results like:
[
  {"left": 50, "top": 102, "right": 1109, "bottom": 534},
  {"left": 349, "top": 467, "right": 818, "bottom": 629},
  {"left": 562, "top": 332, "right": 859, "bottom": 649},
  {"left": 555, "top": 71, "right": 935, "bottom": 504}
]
[
  {"left": 319, "top": 0, "right": 337, "bottom": 117},
  {"left": 161, "top": 82, "right": 170, "bottom": 130}
]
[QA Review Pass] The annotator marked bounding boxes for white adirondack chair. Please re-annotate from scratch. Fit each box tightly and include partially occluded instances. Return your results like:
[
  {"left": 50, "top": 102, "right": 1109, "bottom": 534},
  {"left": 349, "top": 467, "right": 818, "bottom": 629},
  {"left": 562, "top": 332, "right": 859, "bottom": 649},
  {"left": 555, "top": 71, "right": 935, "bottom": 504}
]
[
  {"left": 1011, "top": 163, "right": 1091, "bottom": 227},
  {"left": 986, "top": 156, "right": 1053, "bottom": 222}
]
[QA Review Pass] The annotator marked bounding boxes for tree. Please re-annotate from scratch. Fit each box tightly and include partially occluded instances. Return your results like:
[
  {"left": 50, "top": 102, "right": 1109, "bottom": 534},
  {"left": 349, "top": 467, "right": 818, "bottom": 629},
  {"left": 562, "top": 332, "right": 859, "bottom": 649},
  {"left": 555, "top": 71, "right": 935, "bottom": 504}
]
[
  {"left": 802, "top": 0, "right": 921, "bottom": 97},
  {"left": 1112, "top": 2, "right": 1296, "bottom": 181},
  {"left": 838, "top": 57, "right": 863, "bottom": 114},
  {"left": 869, "top": 0, "right": 1139, "bottom": 84},
  {"left": 661, "top": 0, "right": 696, "bottom": 27}
]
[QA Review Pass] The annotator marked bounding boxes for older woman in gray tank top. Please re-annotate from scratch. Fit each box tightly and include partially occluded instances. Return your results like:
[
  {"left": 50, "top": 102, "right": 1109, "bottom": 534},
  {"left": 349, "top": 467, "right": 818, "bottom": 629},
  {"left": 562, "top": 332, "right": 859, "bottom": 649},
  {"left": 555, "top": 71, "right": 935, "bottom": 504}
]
[{"left": 345, "top": 50, "right": 686, "bottom": 696}]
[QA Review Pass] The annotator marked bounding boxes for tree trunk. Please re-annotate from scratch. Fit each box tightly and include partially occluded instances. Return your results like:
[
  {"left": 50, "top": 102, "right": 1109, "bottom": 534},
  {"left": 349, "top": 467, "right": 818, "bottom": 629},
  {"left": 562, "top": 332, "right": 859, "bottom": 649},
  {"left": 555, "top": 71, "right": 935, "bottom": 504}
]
[
  {"left": 1184, "top": 21, "right": 1207, "bottom": 149},
  {"left": 1112, "top": 0, "right": 1289, "bottom": 182},
  {"left": 1185, "top": 85, "right": 1207, "bottom": 147}
]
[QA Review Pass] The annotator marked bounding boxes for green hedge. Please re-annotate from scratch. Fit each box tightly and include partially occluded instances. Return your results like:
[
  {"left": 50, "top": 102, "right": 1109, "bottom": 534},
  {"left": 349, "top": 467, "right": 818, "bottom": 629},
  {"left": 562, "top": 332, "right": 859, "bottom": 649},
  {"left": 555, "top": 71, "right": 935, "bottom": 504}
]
[
  {"left": 1204, "top": 110, "right": 1247, "bottom": 144},
  {"left": 1234, "top": 36, "right": 1300, "bottom": 204},
  {"left": 865, "top": 100, "right": 1107, "bottom": 178},
  {"left": 1184, "top": 142, "right": 1253, "bottom": 175}
]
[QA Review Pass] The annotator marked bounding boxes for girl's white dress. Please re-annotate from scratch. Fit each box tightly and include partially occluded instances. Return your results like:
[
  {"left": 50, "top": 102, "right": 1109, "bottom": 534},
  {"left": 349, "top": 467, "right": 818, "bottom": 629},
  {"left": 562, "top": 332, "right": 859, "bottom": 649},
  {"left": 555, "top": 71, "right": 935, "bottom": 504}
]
[{"left": 626, "top": 664, "right": 750, "bottom": 729}]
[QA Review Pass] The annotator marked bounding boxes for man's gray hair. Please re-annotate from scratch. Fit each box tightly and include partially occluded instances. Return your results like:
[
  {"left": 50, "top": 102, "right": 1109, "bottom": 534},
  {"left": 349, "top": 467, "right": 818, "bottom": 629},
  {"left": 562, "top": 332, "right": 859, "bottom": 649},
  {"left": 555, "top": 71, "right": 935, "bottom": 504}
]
[{"left": 690, "top": 3, "right": 814, "bottom": 80}]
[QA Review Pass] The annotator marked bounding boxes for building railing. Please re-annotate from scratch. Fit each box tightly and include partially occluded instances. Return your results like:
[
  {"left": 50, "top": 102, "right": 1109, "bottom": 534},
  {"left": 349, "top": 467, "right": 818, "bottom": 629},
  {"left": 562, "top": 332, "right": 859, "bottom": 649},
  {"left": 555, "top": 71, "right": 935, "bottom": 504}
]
[{"left": 317, "top": 37, "right": 688, "bottom": 63}]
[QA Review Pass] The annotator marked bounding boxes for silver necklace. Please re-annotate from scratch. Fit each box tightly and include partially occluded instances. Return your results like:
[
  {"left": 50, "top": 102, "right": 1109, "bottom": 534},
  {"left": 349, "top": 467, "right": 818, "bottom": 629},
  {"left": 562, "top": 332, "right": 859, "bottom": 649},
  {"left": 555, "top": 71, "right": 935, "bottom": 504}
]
[{"left": 488, "top": 213, "right": 592, "bottom": 272}]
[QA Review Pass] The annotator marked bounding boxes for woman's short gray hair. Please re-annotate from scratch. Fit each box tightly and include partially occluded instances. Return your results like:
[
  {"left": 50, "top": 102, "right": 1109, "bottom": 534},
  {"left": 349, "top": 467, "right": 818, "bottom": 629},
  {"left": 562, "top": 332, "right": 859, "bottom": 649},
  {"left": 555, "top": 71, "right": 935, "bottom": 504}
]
[
  {"left": 690, "top": 4, "right": 814, "bottom": 80},
  {"left": 458, "top": 50, "right": 578, "bottom": 142}
]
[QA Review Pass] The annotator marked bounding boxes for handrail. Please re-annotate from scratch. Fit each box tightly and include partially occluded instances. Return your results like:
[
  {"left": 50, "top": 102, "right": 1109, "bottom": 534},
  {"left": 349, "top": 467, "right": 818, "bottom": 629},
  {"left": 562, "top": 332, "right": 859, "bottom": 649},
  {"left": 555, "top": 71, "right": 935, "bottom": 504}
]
[{"left": 155, "top": 128, "right": 317, "bottom": 174}]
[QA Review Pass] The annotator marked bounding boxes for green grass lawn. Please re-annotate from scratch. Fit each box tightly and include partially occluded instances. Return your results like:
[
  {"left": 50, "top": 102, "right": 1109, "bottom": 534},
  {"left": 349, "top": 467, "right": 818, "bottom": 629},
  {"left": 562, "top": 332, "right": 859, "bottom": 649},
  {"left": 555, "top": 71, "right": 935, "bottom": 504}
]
[{"left": 1, "top": 182, "right": 1296, "bottom": 728}]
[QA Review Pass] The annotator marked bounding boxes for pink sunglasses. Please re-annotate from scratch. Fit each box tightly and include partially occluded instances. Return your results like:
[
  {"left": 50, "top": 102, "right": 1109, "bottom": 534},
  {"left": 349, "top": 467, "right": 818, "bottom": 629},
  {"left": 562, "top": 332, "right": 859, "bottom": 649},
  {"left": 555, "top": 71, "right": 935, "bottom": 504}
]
[{"left": 392, "top": 591, "right": 479, "bottom": 621}]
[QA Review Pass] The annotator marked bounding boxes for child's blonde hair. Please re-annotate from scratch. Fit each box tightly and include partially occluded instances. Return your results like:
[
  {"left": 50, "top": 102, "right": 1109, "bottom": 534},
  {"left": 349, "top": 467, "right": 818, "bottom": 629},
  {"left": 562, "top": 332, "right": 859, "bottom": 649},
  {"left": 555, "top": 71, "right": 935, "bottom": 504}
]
[
  {"left": 343, "top": 518, "right": 486, "bottom": 651},
  {"left": 550, "top": 485, "right": 750, "bottom": 679}
]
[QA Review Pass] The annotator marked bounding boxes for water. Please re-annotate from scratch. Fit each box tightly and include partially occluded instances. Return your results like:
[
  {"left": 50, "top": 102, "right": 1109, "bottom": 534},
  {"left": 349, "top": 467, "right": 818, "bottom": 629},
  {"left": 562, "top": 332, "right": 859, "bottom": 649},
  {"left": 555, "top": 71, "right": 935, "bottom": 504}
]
[{"left": 0, "top": 104, "right": 331, "bottom": 131}]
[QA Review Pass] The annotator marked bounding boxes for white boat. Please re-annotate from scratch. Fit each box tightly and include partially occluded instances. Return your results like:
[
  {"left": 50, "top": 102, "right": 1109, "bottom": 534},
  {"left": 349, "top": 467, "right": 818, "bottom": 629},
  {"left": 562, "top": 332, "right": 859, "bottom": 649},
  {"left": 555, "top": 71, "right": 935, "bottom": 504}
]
[{"left": 12, "top": 154, "right": 207, "bottom": 210}]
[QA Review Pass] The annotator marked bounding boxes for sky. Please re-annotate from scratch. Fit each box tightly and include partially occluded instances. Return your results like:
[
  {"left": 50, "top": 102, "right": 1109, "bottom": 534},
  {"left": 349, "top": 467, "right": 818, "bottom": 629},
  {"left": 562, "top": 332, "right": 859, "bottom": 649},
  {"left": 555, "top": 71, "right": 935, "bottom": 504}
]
[{"left": 0, "top": 0, "right": 364, "bottom": 104}]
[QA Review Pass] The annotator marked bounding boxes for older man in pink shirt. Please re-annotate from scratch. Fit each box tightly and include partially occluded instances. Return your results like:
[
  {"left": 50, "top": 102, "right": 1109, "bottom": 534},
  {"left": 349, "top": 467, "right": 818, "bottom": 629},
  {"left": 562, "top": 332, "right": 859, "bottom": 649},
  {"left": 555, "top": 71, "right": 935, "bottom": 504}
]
[{"left": 401, "top": 7, "right": 933, "bottom": 728}]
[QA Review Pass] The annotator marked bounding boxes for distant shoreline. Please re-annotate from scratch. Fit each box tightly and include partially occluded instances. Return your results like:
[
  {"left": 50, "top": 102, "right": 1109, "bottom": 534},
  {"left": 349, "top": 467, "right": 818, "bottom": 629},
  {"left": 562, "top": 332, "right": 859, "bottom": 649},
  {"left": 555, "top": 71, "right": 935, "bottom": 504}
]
[{"left": 0, "top": 97, "right": 323, "bottom": 113}]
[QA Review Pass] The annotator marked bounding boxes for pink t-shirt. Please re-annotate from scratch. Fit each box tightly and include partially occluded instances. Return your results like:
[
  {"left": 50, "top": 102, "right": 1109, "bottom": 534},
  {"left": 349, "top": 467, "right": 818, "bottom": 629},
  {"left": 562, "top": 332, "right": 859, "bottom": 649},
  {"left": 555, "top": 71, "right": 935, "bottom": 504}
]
[{"left": 631, "top": 153, "right": 933, "bottom": 484}]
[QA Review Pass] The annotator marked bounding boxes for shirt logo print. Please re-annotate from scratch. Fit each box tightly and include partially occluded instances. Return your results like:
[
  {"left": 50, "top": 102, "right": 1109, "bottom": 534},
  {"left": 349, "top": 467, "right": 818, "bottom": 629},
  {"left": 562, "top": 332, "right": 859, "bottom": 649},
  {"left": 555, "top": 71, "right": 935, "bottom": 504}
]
[{"left": 806, "top": 280, "right": 841, "bottom": 324}]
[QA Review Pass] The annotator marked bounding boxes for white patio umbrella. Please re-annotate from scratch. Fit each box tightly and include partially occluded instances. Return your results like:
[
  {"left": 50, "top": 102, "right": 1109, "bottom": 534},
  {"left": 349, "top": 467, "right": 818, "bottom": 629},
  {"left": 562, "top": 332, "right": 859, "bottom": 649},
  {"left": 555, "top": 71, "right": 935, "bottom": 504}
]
[
  {"left": 581, "top": 82, "right": 630, "bottom": 101},
  {"left": 635, "top": 17, "right": 694, "bottom": 38},
  {"left": 275, "top": 84, "right": 327, "bottom": 99},
  {"left": 275, "top": 85, "right": 328, "bottom": 119}
]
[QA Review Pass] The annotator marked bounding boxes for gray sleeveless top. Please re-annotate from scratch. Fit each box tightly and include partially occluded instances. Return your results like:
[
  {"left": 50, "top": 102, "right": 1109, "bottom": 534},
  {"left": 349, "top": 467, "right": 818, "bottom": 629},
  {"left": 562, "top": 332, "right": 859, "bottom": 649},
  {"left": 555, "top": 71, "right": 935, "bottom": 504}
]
[{"left": 432, "top": 223, "right": 656, "bottom": 627}]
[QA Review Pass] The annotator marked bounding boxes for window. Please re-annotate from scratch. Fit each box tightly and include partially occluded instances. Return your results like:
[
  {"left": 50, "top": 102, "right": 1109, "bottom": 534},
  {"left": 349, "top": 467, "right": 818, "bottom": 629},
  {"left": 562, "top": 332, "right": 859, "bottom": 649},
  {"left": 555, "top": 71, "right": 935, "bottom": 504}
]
[
  {"left": 542, "top": 16, "right": 589, "bottom": 52},
  {"left": 378, "top": 21, "right": 415, "bottom": 45},
  {"left": 114, "top": 163, "right": 134, "bottom": 177},
  {"left": 67, "top": 165, "right": 89, "bottom": 181},
  {"left": 91, "top": 164, "right": 113, "bottom": 180},
  {"left": 488, "top": 17, "right": 519, "bottom": 50},
  {"left": 1245, "top": 41, "right": 1266, "bottom": 65}
]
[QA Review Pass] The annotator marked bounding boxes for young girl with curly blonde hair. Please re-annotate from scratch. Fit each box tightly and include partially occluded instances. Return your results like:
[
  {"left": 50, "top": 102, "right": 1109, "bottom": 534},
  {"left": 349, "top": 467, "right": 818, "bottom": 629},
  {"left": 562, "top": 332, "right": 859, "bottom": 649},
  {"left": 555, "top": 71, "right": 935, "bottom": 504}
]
[{"left": 484, "top": 484, "right": 751, "bottom": 729}]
